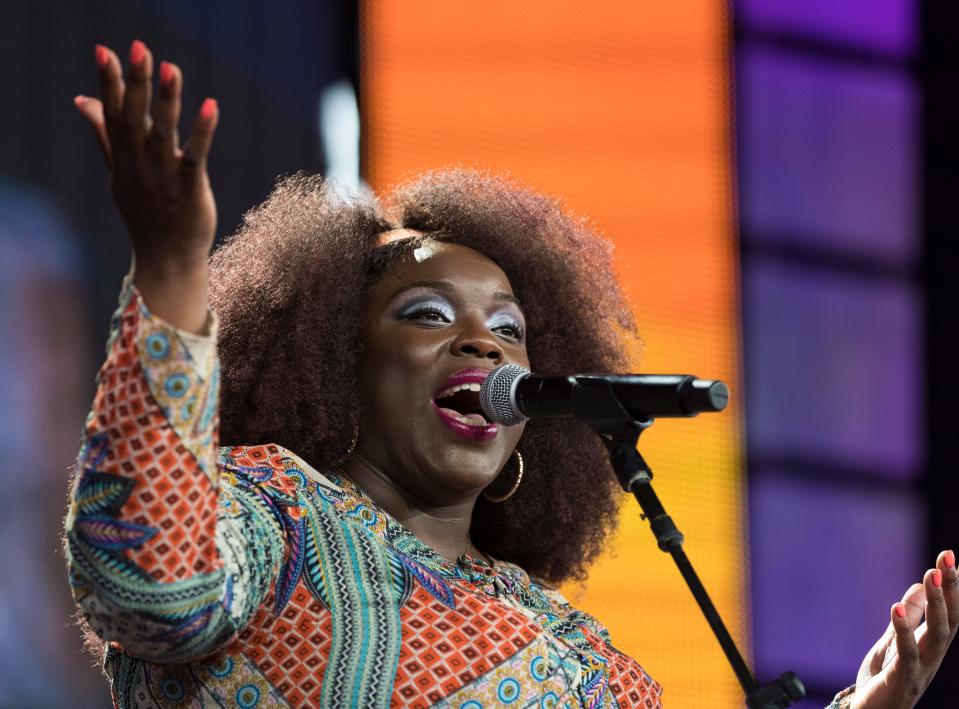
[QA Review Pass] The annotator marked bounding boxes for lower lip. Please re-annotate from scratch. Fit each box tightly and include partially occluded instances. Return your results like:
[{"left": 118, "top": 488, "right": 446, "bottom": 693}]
[{"left": 432, "top": 402, "right": 499, "bottom": 442}]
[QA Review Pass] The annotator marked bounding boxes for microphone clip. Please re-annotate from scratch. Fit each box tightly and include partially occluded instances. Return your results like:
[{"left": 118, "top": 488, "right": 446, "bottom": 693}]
[{"left": 569, "top": 377, "right": 637, "bottom": 425}]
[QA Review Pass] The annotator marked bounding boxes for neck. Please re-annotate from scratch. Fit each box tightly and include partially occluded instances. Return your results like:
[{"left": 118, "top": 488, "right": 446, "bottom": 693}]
[{"left": 341, "top": 452, "right": 478, "bottom": 564}]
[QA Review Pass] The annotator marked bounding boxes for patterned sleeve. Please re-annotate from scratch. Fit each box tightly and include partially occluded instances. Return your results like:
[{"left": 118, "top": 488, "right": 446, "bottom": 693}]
[
  {"left": 64, "top": 276, "right": 284, "bottom": 663},
  {"left": 826, "top": 685, "right": 856, "bottom": 708}
]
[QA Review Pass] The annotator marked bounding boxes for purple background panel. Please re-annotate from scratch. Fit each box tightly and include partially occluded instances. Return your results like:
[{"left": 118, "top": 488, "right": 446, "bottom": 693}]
[
  {"left": 736, "top": 0, "right": 916, "bottom": 57},
  {"left": 744, "top": 261, "right": 923, "bottom": 477},
  {"left": 738, "top": 47, "right": 918, "bottom": 264},
  {"left": 750, "top": 474, "right": 922, "bottom": 688}
]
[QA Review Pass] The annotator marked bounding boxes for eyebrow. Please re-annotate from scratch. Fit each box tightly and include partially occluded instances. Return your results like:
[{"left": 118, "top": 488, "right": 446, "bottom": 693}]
[{"left": 389, "top": 280, "right": 522, "bottom": 308}]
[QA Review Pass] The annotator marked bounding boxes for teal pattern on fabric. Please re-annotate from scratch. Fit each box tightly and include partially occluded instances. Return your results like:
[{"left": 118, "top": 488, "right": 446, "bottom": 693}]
[
  {"left": 67, "top": 281, "right": 676, "bottom": 708},
  {"left": 311, "top": 500, "right": 403, "bottom": 708},
  {"left": 226, "top": 459, "right": 406, "bottom": 708}
]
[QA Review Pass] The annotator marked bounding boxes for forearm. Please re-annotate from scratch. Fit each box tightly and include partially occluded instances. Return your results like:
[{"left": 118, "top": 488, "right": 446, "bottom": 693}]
[{"left": 65, "top": 277, "right": 229, "bottom": 661}]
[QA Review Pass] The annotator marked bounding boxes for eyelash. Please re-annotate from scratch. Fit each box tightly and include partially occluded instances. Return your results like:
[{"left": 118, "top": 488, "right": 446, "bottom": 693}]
[
  {"left": 492, "top": 320, "right": 524, "bottom": 341},
  {"left": 401, "top": 305, "right": 525, "bottom": 341},
  {"left": 402, "top": 305, "right": 452, "bottom": 324}
]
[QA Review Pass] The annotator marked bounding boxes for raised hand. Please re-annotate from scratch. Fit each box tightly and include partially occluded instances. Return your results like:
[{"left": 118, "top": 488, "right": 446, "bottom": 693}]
[
  {"left": 74, "top": 40, "right": 218, "bottom": 333},
  {"left": 849, "top": 550, "right": 958, "bottom": 708}
]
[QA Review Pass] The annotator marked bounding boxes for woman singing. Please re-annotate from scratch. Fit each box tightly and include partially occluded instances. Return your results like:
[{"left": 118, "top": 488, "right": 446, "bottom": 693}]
[{"left": 67, "top": 40, "right": 957, "bottom": 708}]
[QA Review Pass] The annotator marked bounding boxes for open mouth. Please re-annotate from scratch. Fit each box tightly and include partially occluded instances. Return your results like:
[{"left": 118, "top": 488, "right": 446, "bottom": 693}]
[
  {"left": 433, "top": 382, "right": 489, "bottom": 426},
  {"left": 431, "top": 369, "right": 498, "bottom": 441}
]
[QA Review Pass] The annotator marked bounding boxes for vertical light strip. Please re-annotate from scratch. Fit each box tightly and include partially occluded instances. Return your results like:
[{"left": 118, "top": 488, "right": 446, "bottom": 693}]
[{"left": 362, "top": 3, "right": 745, "bottom": 705}]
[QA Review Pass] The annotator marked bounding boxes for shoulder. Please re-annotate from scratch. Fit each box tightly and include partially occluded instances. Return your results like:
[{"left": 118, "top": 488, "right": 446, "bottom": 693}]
[
  {"left": 218, "top": 444, "right": 341, "bottom": 489},
  {"left": 213, "top": 443, "right": 347, "bottom": 539},
  {"left": 492, "top": 559, "right": 563, "bottom": 604},
  {"left": 500, "top": 561, "right": 617, "bottom": 643},
  {"left": 491, "top": 560, "right": 578, "bottom": 616}
]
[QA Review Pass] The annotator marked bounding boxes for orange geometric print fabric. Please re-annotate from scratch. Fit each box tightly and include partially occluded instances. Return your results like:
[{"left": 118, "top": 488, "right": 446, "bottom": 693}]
[{"left": 67, "top": 280, "right": 664, "bottom": 706}]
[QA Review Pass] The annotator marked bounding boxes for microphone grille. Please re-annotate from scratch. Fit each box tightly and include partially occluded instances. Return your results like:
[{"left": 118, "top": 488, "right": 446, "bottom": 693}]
[{"left": 480, "top": 364, "right": 530, "bottom": 426}]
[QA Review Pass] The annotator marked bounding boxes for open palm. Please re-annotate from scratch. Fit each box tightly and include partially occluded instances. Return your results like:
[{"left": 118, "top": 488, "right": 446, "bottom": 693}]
[{"left": 847, "top": 552, "right": 957, "bottom": 709}]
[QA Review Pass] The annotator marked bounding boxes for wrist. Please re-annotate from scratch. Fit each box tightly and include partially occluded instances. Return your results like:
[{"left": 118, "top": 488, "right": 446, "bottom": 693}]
[
  {"left": 132, "top": 247, "right": 210, "bottom": 280},
  {"left": 131, "top": 252, "right": 211, "bottom": 335}
]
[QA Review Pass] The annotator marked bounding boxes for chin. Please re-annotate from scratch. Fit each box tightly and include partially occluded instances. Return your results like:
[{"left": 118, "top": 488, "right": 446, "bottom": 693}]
[{"left": 421, "top": 447, "right": 505, "bottom": 493}]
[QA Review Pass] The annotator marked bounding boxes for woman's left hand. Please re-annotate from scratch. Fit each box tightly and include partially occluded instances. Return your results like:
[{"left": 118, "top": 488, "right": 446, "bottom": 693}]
[{"left": 848, "top": 550, "right": 958, "bottom": 708}]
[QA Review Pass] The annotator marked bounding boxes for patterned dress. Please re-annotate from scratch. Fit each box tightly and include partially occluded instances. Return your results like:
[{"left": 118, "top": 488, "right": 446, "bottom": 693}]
[{"left": 64, "top": 279, "right": 666, "bottom": 708}]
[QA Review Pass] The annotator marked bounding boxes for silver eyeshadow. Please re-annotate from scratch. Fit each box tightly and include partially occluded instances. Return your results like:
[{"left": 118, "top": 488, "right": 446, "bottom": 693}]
[
  {"left": 486, "top": 312, "right": 525, "bottom": 339},
  {"left": 395, "top": 297, "right": 455, "bottom": 322},
  {"left": 393, "top": 295, "right": 525, "bottom": 341}
]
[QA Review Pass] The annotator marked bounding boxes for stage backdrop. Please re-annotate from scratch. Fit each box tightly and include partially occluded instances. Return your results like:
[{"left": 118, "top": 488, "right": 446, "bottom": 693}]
[{"left": 361, "top": 2, "right": 745, "bottom": 706}]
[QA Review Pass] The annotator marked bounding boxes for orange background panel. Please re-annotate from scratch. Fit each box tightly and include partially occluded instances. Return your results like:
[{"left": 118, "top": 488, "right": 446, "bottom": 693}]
[{"left": 362, "top": 2, "right": 746, "bottom": 706}]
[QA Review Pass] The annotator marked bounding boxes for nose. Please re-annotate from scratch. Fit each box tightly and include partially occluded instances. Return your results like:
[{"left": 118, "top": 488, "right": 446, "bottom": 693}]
[{"left": 450, "top": 321, "right": 503, "bottom": 363}]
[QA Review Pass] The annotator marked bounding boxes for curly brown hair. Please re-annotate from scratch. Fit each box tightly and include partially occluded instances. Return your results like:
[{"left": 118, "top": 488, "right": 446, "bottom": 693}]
[{"left": 209, "top": 168, "right": 638, "bottom": 584}]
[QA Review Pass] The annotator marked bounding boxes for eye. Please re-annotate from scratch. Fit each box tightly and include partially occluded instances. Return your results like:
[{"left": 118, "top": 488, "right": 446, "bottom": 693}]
[
  {"left": 401, "top": 304, "right": 452, "bottom": 325},
  {"left": 490, "top": 316, "right": 525, "bottom": 342}
]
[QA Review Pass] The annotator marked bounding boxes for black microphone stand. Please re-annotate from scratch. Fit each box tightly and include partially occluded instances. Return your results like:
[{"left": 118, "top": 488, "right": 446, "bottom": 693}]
[{"left": 576, "top": 378, "right": 805, "bottom": 708}]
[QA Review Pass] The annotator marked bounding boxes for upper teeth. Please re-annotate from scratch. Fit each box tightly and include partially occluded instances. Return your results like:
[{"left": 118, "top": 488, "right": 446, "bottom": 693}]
[{"left": 435, "top": 382, "right": 482, "bottom": 399}]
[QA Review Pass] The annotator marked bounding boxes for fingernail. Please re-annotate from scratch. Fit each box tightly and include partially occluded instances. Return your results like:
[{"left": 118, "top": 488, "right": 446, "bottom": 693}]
[
  {"left": 933, "top": 568, "right": 942, "bottom": 587},
  {"left": 159, "top": 61, "right": 174, "bottom": 86},
  {"left": 894, "top": 603, "right": 906, "bottom": 618},
  {"left": 73, "top": 95, "right": 87, "bottom": 109},
  {"left": 95, "top": 44, "right": 109, "bottom": 68},
  {"left": 200, "top": 98, "right": 218, "bottom": 120},
  {"left": 945, "top": 550, "right": 955, "bottom": 569},
  {"left": 129, "top": 39, "right": 146, "bottom": 67}
]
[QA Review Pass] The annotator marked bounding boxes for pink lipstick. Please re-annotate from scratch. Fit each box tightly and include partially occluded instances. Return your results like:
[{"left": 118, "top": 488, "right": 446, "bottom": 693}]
[{"left": 432, "top": 368, "right": 499, "bottom": 442}]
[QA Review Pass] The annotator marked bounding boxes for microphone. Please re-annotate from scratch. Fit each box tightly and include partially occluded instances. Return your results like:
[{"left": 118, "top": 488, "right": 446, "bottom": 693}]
[{"left": 479, "top": 364, "right": 729, "bottom": 426}]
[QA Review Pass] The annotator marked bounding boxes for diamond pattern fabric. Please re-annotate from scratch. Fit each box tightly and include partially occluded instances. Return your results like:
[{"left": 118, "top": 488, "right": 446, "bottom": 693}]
[{"left": 65, "top": 279, "right": 664, "bottom": 707}]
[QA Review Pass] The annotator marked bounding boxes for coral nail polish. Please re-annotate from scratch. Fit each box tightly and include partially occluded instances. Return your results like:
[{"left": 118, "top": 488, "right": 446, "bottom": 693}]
[
  {"left": 129, "top": 40, "right": 146, "bottom": 66},
  {"left": 946, "top": 550, "right": 955, "bottom": 569},
  {"left": 200, "top": 98, "right": 218, "bottom": 120},
  {"left": 73, "top": 95, "right": 87, "bottom": 109},
  {"left": 894, "top": 603, "right": 906, "bottom": 618},
  {"left": 160, "top": 61, "right": 174, "bottom": 86},
  {"left": 95, "top": 44, "right": 109, "bottom": 68},
  {"left": 933, "top": 569, "right": 942, "bottom": 587}
]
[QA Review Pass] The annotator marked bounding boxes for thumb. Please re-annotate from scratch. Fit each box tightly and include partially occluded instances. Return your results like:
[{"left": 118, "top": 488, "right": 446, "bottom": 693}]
[
  {"left": 900, "top": 582, "right": 926, "bottom": 628},
  {"left": 74, "top": 95, "right": 112, "bottom": 168}
]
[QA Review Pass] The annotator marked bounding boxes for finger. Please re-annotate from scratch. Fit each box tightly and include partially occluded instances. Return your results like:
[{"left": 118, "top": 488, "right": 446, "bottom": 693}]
[
  {"left": 73, "top": 95, "right": 112, "bottom": 167},
  {"left": 937, "top": 549, "right": 959, "bottom": 633},
  {"left": 871, "top": 581, "right": 926, "bottom": 675},
  {"left": 120, "top": 39, "right": 153, "bottom": 143},
  {"left": 95, "top": 44, "right": 125, "bottom": 123},
  {"left": 180, "top": 98, "right": 219, "bottom": 183},
  {"left": 891, "top": 602, "right": 923, "bottom": 697},
  {"left": 147, "top": 61, "right": 182, "bottom": 160},
  {"left": 874, "top": 583, "right": 924, "bottom": 650},
  {"left": 920, "top": 566, "right": 952, "bottom": 661}
]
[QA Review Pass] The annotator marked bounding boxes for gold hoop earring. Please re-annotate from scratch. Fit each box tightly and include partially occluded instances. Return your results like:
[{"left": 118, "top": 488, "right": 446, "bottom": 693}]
[
  {"left": 483, "top": 450, "right": 524, "bottom": 503},
  {"left": 337, "top": 423, "right": 359, "bottom": 465}
]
